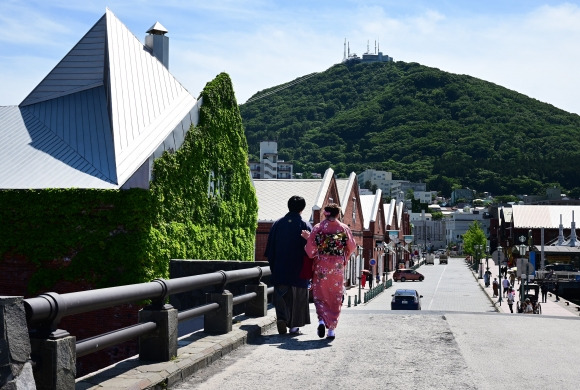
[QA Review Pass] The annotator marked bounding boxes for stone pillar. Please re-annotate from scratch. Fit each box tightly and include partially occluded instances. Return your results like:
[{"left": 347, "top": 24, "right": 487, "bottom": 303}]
[
  {"left": 204, "top": 291, "right": 233, "bottom": 334},
  {"left": 244, "top": 283, "right": 267, "bottom": 317},
  {"left": 29, "top": 334, "right": 76, "bottom": 390},
  {"left": 0, "top": 297, "right": 36, "bottom": 390},
  {"left": 138, "top": 304, "right": 178, "bottom": 362}
]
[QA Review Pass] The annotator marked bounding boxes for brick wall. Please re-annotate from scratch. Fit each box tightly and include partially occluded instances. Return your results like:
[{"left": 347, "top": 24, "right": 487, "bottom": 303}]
[
  {"left": 0, "top": 254, "right": 141, "bottom": 378},
  {"left": 255, "top": 222, "right": 273, "bottom": 262}
]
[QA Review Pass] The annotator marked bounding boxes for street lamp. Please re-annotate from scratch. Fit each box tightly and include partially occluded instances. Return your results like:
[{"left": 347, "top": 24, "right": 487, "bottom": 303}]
[
  {"left": 518, "top": 241, "right": 528, "bottom": 303},
  {"left": 474, "top": 244, "right": 482, "bottom": 278},
  {"left": 497, "top": 245, "right": 503, "bottom": 305},
  {"left": 485, "top": 244, "right": 490, "bottom": 271},
  {"left": 358, "top": 245, "right": 363, "bottom": 303}
]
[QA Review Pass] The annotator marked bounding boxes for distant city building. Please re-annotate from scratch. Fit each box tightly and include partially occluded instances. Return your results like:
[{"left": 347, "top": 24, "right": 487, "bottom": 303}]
[
  {"left": 357, "top": 169, "right": 427, "bottom": 201},
  {"left": 249, "top": 141, "right": 293, "bottom": 179},
  {"left": 410, "top": 211, "right": 446, "bottom": 250},
  {"left": 445, "top": 207, "right": 491, "bottom": 252},
  {"left": 342, "top": 39, "right": 394, "bottom": 64}
]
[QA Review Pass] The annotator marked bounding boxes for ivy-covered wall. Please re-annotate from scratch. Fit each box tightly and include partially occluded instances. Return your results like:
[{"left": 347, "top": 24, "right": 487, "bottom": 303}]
[{"left": 0, "top": 72, "right": 258, "bottom": 295}]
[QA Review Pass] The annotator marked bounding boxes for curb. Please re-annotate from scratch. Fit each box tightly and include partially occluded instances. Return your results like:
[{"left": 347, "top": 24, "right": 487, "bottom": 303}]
[
  {"left": 76, "top": 313, "right": 278, "bottom": 389},
  {"left": 469, "top": 263, "right": 500, "bottom": 312}
]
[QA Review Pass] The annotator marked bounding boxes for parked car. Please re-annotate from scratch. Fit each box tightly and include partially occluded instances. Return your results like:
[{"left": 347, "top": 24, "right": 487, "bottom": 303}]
[
  {"left": 391, "top": 289, "right": 422, "bottom": 310},
  {"left": 393, "top": 269, "right": 424, "bottom": 282},
  {"left": 439, "top": 255, "right": 448, "bottom": 264},
  {"left": 545, "top": 263, "right": 578, "bottom": 272}
]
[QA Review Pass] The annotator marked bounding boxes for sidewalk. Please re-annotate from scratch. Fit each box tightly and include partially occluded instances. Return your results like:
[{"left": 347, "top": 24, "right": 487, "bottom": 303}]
[
  {"left": 472, "top": 262, "right": 579, "bottom": 316},
  {"left": 343, "top": 270, "right": 396, "bottom": 307}
]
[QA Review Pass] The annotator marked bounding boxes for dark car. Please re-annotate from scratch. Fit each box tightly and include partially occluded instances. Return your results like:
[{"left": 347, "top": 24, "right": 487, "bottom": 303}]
[
  {"left": 391, "top": 289, "right": 422, "bottom": 310},
  {"left": 393, "top": 269, "right": 424, "bottom": 282},
  {"left": 545, "top": 263, "right": 577, "bottom": 272}
]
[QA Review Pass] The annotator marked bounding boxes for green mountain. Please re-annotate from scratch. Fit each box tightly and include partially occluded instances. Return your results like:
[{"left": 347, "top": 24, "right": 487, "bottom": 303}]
[{"left": 239, "top": 61, "right": 580, "bottom": 197}]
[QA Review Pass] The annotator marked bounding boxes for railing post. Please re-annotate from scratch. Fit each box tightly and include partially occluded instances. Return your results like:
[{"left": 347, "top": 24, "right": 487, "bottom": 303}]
[
  {"left": 138, "top": 303, "right": 178, "bottom": 362},
  {"left": 25, "top": 292, "right": 76, "bottom": 390},
  {"left": 244, "top": 283, "right": 267, "bottom": 317},
  {"left": 0, "top": 297, "right": 36, "bottom": 389},
  {"left": 29, "top": 333, "right": 76, "bottom": 390},
  {"left": 204, "top": 290, "right": 233, "bottom": 334}
]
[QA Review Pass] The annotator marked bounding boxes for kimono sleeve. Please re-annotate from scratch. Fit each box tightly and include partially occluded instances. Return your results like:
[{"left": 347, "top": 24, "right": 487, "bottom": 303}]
[{"left": 304, "top": 224, "right": 321, "bottom": 258}]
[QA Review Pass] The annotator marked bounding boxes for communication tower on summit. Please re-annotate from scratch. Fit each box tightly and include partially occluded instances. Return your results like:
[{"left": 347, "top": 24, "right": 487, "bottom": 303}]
[{"left": 342, "top": 38, "right": 394, "bottom": 64}]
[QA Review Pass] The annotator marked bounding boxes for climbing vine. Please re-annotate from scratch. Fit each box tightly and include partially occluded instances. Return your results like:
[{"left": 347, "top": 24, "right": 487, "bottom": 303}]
[{"left": 0, "top": 73, "right": 258, "bottom": 294}]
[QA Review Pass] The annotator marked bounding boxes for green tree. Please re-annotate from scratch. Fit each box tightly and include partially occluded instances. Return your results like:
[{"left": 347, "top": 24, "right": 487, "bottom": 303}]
[
  {"left": 430, "top": 210, "right": 444, "bottom": 220},
  {"left": 462, "top": 221, "right": 487, "bottom": 256}
]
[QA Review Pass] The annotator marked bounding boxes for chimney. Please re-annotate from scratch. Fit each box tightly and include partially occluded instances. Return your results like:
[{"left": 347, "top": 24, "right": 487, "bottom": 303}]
[{"left": 145, "top": 21, "right": 169, "bottom": 69}]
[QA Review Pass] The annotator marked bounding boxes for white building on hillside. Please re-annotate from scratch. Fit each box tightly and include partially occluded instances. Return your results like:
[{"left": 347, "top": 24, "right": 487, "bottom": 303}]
[{"left": 249, "top": 141, "right": 293, "bottom": 179}]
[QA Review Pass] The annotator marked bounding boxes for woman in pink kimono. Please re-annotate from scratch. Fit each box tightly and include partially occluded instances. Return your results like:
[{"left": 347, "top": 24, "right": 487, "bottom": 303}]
[{"left": 304, "top": 203, "right": 356, "bottom": 340}]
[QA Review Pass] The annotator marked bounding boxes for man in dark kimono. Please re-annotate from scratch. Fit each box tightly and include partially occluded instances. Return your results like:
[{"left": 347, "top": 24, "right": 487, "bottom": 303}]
[{"left": 265, "top": 195, "right": 312, "bottom": 335}]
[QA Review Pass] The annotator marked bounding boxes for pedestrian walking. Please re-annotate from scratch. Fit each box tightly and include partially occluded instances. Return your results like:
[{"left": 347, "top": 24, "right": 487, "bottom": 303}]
[
  {"left": 554, "top": 280, "right": 560, "bottom": 301},
  {"left": 265, "top": 195, "right": 312, "bottom": 335},
  {"left": 506, "top": 288, "right": 515, "bottom": 313},
  {"left": 368, "top": 273, "right": 374, "bottom": 289},
  {"left": 361, "top": 272, "right": 367, "bottom": 288},
  {"left": 304, "top": 203, "right": 357, "bottom": 340},
  {"left": 509, "top": 272, "right": 516, "bottom": 287},
  {"left": 540, "top": 283, "right": 548, "bottom": 303},
  {"left": 502, "top": 278, "right": 510, "bottom": 297},
  {"left": 492, "top": 278, "right": 499, "bottom": 297},
  {"left": 376, "top": 273, "right": 381, "bottom": 285},
  {"left": 484, "top": 269, "right": 492, "bottom": 287}
]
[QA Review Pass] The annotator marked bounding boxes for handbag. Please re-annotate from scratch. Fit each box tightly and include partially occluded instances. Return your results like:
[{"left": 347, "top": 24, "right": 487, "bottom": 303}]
[{"left": 299, "top": 255, "right": 314, "bottom": 279}]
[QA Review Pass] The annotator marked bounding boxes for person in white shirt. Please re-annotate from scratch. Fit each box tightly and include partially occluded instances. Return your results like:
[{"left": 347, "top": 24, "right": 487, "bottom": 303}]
[{"left": 506, "top": 288, "right": 515, "bottom": 313}]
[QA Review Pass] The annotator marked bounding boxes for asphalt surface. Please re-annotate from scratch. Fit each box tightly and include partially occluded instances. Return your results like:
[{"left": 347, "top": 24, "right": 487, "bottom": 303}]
[{"left": 172, "top": 258, "right": 580, "bottom": 390}]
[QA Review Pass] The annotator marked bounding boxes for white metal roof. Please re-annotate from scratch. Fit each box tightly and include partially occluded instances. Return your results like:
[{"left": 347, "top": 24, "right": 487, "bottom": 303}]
[
  {"left": 384, "top": 199, "right": 396, "bottom": 228},
  {"left": 253, "top": 179, "right": 326, "bottom": 224},
  {"left": 511, "top": 205, "right": 580, "bottom": 229},
  {"left": 336, "top": 172, "right": 356, "bottom": 212},
  {"left": 360, "top": 189, "right": 382, "bottom": 230},
  {"left": 0, "top": 8, "right": 198, "bottom": 189}
]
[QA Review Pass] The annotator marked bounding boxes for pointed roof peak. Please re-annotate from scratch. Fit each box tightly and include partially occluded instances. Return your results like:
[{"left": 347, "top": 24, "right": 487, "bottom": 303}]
[{"left": 147, "top": 22, "right": 168, "bottom": 35}]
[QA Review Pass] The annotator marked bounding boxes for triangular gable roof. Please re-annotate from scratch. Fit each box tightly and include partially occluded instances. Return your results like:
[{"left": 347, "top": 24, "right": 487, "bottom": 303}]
[
  {"left": 396, "top": 200, "right": 404, "bottom": 229},
  {"left": 360, "top": 189, "right": 382, "bottom": 230},
  {"left": 313, "top": 168, "right": 334, "bottom": 212},
  {"left": 0, "top": 8, "right": 198, "bottom": 189},
  {"left": 336, "top": 172, "right": 356, "bottom": 213},
  {"left": 384, "top": 199, "right": 396, "bottom": 228}
]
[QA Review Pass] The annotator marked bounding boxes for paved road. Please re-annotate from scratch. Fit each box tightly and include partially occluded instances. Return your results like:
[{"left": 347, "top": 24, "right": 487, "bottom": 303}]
[
  {"left": 172, "top": 311, "right": 580, "bottom": 390},
  {"left": 350, "top": 257, "right": 496, "bottom": 312},
  {"left": 170, "top": 258, "right": 580, "bottom": 390}
]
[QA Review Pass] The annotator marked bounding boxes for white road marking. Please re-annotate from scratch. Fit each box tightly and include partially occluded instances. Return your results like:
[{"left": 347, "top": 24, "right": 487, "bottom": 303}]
[{"left": 428, "top": 265, "right": 446, "bottom": 310}]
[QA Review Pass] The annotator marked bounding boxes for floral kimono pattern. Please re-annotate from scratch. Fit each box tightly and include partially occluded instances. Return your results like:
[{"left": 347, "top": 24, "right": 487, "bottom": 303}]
[{"left": 305, "top": 219, "right": 357, "bottom": 330}]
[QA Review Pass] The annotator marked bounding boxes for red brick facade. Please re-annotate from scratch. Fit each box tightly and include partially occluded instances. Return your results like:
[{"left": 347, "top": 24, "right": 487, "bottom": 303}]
[{"left": 0, "top": 252, "right": 140, "bottom": 377}]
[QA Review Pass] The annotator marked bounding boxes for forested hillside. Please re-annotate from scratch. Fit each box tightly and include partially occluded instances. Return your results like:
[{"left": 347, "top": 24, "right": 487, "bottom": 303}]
[{"left": 240, "top": 61, "right": 580, "bottom": 197}]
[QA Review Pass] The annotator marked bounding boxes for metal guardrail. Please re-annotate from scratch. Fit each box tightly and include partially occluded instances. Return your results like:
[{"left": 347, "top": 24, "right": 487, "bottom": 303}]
[{"left": 22, "top": 266, "right": 272, "bottom": 386}]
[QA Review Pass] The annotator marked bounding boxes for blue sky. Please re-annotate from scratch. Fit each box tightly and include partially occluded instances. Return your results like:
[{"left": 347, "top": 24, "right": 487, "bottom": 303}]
[{"left": 1, "top": 1, "right": 580, "bottom": 114}]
